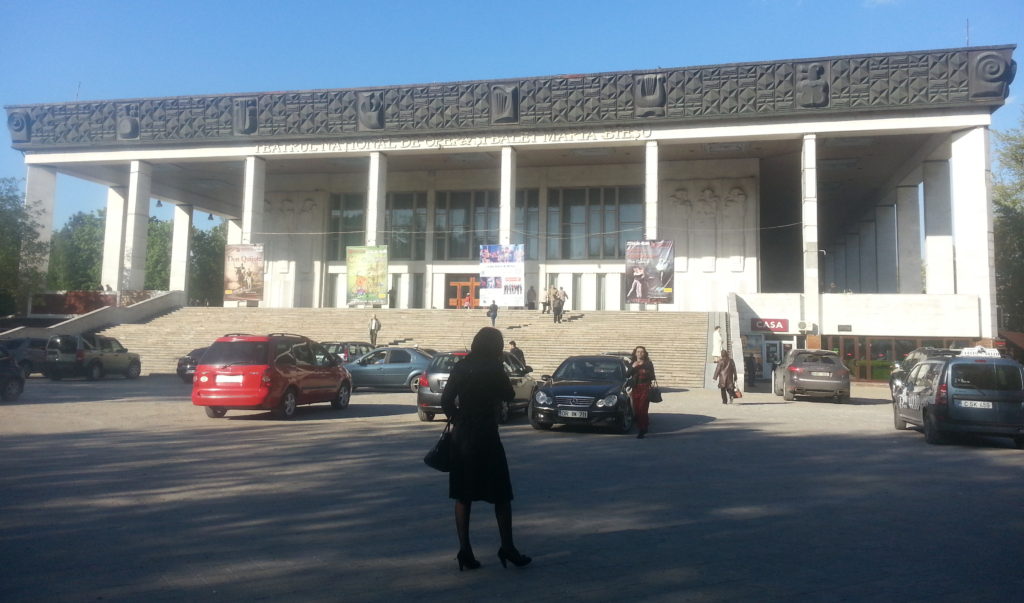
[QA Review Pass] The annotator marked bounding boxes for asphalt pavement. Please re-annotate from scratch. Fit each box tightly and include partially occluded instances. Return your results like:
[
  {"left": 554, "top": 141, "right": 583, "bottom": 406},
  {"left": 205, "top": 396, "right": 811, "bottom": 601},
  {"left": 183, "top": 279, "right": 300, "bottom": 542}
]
[{"left": 2, "top": 375, "right": 1022, "bottom": 602}]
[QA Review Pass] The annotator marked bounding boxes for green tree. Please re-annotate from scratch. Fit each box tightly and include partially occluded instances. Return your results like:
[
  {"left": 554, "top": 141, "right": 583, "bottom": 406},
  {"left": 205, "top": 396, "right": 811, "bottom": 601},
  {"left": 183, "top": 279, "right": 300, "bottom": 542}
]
[
  {"left": 47, "top": 209, "right": 104, "bottom": 290},
  {"left": 0, "top": 178, "right": 49, "bottom": 315},
  {"left": 145, "top": 217, "right": 172, "bottom": 290},
  {"left": 994, "top": 110, "right": 1024, "bottom": 331},
  {"left": 188, "top": 222, "right": 226, "bottom": 306}
]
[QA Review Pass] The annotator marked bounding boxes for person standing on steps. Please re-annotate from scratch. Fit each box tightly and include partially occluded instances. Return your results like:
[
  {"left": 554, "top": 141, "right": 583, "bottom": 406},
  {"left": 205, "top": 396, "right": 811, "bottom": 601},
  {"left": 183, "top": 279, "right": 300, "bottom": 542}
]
[
  {"left": 487, "top": 301, "right": 499, "bottom": 328},
  {"left": 441, "top": 327, "right": 532, "bottom": 571},
  {"left": 509, "top": 340, "right": 525, "bottom": 365},
  {"left": 626, "top": 345, "right": 656, "bottom": 439},
  {"left": 713, "top": 349, "right": 738, "bottom": 404},
  {"left": 368, "top": 314, "right": 382, "bottom": 347}
]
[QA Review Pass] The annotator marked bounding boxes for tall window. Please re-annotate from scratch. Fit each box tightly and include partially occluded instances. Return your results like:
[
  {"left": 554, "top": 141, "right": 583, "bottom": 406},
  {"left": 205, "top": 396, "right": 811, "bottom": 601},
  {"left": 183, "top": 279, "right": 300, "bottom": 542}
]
[
  {"left": 385, "top": 192, "right": 427, "bottom": 260},
  {"left": 546, "top": 187, "right": 643, "bottom": 259},
  {"left": 327, "top": 193, "right": 366, "bottom": 261},
  {"left": 513, "top": 189, "right": 540, "bottom": 260},
  {"left": 434, "top": 190, "right": 498, "bottom": 260}
]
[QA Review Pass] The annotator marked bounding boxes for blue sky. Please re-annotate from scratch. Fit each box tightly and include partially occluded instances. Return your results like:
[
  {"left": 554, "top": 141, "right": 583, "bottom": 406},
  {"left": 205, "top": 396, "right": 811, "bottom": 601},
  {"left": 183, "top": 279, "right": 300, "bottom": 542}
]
[{"left": 2, "top": 0, "right": 1021, "bottom": 227}]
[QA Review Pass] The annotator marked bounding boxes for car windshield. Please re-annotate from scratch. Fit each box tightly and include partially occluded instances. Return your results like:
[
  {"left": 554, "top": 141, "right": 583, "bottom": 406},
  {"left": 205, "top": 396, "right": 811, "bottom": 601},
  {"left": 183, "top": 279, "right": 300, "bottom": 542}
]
[
  {"left": 0, "top": 339, "right": 23, "bottom": 350},
  {"left": 553, "top": 358, "right": 624, "bottom": 381},
  {"left": 429, "top": 354, "right": 465, "bottom": 373},
  {"left": 201, "top": 341, "right": 268, "bottom": 366},
  {"left": 951, "top": 363, "right": 1023, "bottom": 391}
]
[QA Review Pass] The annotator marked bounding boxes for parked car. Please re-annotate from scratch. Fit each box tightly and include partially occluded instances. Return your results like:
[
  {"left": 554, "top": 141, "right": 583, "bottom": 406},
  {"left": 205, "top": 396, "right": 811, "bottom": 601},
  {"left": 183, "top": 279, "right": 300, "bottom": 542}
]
[
  {"left": 192, "top": 333, "right": 352, "bottom": 420},
  {"left": 772, "top": 348, "right": 850, "bottom": 402},
  {"left": 528, "top": 355, "right": 634, "bottom": 434},
  {"left": 415, "top": 350, "right": 539, "bottom": 423},
  {"left": 0, "top": 337, "right": 47, "bottom": 378},
  {"left": 892, "top": 346, "right": 1024, "bottom": 447},
  {"left": 44, "top": 334, "right": 142, "bottom": 380},
  {"left": 176, "top": 347, "right": 209, "bottom": 384},
  {"left": 322, "top": 341, "right": 374, "bottom": 363},
  {"left": 344, "top": 346, "right": 434, "bottom": 392},
  {"left": 889, "top": 347, "right": 959, "bottom": 395},
  {"left": 0, "top": 350, "right": 25, "bottom": 401}
]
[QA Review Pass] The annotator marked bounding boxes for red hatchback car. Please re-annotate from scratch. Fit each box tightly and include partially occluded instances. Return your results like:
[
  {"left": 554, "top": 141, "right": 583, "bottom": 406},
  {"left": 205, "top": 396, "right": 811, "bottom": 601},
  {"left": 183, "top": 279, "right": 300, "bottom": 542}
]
[{"left": 192, "top": 333, "right": 352, "bottom": 420}]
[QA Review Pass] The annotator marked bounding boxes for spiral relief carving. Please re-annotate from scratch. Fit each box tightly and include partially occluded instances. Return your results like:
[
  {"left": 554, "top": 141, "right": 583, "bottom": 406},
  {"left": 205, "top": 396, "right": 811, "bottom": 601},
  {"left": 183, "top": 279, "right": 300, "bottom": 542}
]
[
  {"left": 117, "top": 103, "right": 140, "bottom": 140},
  {"left": 7, "top": 111, "right": 31, "bottom": 143},
  {"left": 969, "top": 50, "right": 1016, "bottom": 100}
]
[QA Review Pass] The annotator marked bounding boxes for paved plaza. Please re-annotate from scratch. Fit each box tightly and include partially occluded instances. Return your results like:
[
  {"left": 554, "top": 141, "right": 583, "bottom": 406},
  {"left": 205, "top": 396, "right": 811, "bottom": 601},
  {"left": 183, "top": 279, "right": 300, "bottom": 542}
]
[{"left": 2, "top": 376, "right": 1022, "bottom": 602}]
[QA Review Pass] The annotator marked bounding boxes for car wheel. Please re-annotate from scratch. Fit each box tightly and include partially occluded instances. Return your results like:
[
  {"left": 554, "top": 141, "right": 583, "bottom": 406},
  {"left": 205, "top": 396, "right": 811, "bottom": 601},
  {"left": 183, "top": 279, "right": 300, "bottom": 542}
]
[
  {"left": 180, "top": 375, "right": 194, "bottom": 384},
  {"left": 836, "top": 393, "right": 850, "bottom": 404},
  {"left": 498, "top": 400, "right": 511, "bottom": 424},
  {"left": 48, "top": 369, "right": 62, "bottom": 381},
  {"left": 617, "top": 403, "right": 634, "bottom": 434},
  {"left": 892, "top": 402, "right": 909, "bottom": 430},
  {"left": 273, "top": 389, "right": 298, "bottom": 420},
  {"left": 529, "top": 405, "right": 551, "bottom": 430},
  {"left": 331, "top": 382, "right": 352, "bottom": 409},
  {"left": 126, "top": 361, "right": 141, "bottom": 379},
  {"left": 783, "top": 387, "right": 795, "bottom": 401},
  {"left": 1014, "top": 436, "right": 1024, "bottom": 450},
  {"left": 205, "top": 406, "right": 227, "bottom": 418},
  {"left": 417, "top": 408, "right": 435, "bottom": 422},
  {"left": 408, "top": 376, "right": 420, "bottom": 393},
  {"left": 18, "top": 361, "right": 32, "bottom": 380},
  {"left": 923, "top": 410, "right": 947, "bottom": 445},
  {"left": 773, "top": 375, "right": 782, "bottom": 396},
  {"left": 87, "top": 362, "right": 103, "bottom": 381},
  {"left": 1, "top": 378, "right": 23, "bottom": 401}
]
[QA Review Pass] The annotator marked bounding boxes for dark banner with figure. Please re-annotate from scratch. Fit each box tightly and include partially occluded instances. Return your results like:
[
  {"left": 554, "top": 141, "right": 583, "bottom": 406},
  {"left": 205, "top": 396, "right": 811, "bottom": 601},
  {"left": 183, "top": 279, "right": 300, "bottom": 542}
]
[
  {"left": 625, "top": 240, "right": 674, "bottom": 304},
  {"left": 224, "top": 244, "right": 265, "bottom": 302}
]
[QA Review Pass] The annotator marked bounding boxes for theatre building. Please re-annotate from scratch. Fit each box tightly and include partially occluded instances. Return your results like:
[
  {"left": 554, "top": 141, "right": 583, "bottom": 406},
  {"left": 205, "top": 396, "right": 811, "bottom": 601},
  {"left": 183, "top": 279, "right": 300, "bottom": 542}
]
[{"left": 6, "top": 44, "right": 1016, "bottom": 380}]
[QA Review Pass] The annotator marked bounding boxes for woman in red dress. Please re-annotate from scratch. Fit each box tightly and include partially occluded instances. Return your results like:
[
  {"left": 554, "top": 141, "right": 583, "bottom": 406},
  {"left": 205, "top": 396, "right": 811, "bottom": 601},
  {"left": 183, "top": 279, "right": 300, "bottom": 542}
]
[{"left": 627, "top": 346, "right": 656, "bottom": 439}]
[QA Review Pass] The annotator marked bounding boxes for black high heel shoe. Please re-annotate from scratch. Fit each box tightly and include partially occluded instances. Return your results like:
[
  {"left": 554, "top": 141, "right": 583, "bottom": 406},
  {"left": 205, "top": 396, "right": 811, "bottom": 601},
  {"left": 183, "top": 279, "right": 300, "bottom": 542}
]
[
  {"left": 497, "top": 547, "right": 532, "bottom": 568},
  {"left": 456, "top": 549, "right": 481, "bottom": 571}
]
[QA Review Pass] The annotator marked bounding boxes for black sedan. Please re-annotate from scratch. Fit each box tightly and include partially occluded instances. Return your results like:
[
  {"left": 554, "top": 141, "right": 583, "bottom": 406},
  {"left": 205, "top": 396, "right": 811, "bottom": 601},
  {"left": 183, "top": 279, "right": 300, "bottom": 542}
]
[
  {"left": 529, "top": 355, "right": 633, "bottom": 434},
  {"left": 176, "top": 347, "right": 208, "bottom": 384}
]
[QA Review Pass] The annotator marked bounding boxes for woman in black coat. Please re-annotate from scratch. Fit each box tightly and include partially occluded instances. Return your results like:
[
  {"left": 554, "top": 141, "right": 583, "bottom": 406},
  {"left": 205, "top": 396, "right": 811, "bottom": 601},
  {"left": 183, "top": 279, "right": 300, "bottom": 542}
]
[{"left": 441, "top": 327, "right": 532, "bottom": 571}]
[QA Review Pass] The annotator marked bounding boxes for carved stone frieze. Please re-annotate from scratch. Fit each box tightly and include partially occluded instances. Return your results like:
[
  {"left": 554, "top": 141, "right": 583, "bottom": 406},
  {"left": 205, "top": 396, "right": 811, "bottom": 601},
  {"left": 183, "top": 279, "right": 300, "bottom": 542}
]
[{"left": 6, "top": 45, "right": 1014, "bottom": 149}]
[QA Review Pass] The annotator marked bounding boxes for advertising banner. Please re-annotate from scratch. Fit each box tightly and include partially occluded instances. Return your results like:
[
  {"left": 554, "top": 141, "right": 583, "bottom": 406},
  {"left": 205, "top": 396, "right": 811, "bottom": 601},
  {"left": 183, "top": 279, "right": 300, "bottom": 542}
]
[
  {"left": 346, "top": 245, "right": 389, "bottom": 307},
  {"left": 624, "top": 240, "right": 674, "bottom": 304},
  {"left": 224, "top": 244, "right": 265, "bottom": 302},
  {"left": 479, "top": 244, "right": 525, "bottom": 307}
]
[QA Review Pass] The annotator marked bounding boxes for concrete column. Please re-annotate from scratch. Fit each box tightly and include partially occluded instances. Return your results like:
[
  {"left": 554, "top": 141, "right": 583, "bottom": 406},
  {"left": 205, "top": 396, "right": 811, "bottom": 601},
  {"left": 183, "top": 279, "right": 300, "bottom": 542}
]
[
  {"left": 101, "top": 186, "right": 127, "bottom": 291},
  {"left": 858, "top": 221, "right": 877, "bottom": 293},
  {"left": 845, "top": 233, "right": 860, "bottom": 292},
  {"left": 169, "top": 204, "right": 193, "bottom": 294},
  {"left": 499, "top": 146, "right": 516, "bottom": 245},
  {"left": 366, "top": 152, "right": 387, "bottom": 246},
  {"left": 896, "top": 185, "right": 923, "bottom": 293},
  {"left": 800, "top": 135, "right": 820, "bottom": 331},
  {"left": 923, "top": 160, "right": 955, "bottom": 294},
  {"left": 645, "top": 141, "right": 659, "bottom": 240},
  {"left": 875, "top": 205, "right": 898, "bottom": 292},
  {"left": 24, "top": 165, "right": 57, "bottom": 273},
  {"left": 241, "top": 156, "right": 265, "bottom": 245},
  {"left": 122, "top": 161, "right": 152, "bottom": 290},
  {"left": 950, "top": 127, "right": 996, "bottom": 339},
  {"left": 227, "top": 219, "right": 243, "bottom": 245}
]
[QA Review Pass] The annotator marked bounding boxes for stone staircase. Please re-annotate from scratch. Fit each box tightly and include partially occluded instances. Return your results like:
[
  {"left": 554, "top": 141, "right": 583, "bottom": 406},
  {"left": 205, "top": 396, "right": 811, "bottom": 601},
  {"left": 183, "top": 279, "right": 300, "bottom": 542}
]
[{"left": 100, "top": 308, "right": 711, "bottom": 388}]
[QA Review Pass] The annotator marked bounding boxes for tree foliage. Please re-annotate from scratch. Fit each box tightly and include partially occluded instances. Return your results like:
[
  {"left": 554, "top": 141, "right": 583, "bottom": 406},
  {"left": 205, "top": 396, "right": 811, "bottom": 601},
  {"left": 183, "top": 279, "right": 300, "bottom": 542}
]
[
  {"left": 993, "top": 110, "right": 1024, "bottom": 331},
  {"left": 145, "top": 217, "right": 172, "bottom": 290},
  {"left": 48, "top": 209, "right": 105, "bottom": 290},
  {"left": 188, "top": 222, "right": 226, "bottom": 306},
  {"left": 0, "top": 178, "right": 49, "bottom": 315}
]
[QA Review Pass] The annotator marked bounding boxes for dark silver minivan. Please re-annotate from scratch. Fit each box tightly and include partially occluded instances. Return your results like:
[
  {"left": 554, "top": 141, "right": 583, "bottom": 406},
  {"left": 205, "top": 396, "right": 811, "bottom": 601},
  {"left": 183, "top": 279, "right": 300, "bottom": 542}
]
[{"left": 892, "top": 347, "right": 1024, "bottom": 447}]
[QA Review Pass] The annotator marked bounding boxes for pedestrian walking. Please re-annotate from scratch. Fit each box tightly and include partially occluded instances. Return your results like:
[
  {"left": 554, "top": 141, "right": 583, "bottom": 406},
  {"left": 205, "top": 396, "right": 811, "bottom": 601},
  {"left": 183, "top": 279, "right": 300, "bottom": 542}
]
[
  {"left": 509, "top": 340, "right": 525, "bottom": 365},
  {"left": 626, "top": 345, "right": 656, "bottom": 439},
  {"left": 487, "top": 301, "right": 499, "bottom": 327},
  {"left": 441, "top": 327, "right": 532, "bottom": 571},
  {"left": 368, "top": 314, "right": 382, "bottom": 347},
  {"left": 713, "top": 349, "right": 738, "bottom": 404}
]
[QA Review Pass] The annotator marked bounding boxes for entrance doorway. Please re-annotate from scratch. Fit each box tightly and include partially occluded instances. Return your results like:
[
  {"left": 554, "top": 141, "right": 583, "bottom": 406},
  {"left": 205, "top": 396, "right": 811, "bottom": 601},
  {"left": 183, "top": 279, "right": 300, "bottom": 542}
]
[{"left": 446, "top": 274, "right": 481, "bottom": 309}]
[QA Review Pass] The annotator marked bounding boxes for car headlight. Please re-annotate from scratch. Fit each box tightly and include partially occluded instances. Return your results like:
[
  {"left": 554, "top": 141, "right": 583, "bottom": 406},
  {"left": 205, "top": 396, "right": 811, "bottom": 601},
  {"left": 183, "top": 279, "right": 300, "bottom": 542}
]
[
  {"left": 534, "top": 390, "right": 551, "bottom": 406},
  {"left": 597, "top": 394, "right": 618, "bottom": 408}
]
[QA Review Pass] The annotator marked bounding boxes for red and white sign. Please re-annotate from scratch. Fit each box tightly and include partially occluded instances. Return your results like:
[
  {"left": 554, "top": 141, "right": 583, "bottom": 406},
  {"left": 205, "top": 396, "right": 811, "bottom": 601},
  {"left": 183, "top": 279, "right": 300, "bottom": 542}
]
[{"left": 751, "top": 318, "right": 789, "bottom": 332}]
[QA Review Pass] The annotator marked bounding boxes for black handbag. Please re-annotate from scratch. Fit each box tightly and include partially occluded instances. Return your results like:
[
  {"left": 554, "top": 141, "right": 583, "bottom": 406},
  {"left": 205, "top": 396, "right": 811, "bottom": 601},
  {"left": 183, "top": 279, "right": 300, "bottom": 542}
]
[
  {"left": 424, "top": 419, "right": 454, "bottom": 472},
  {"left": 648, "top": 380, "right": 663, "bottom": 403}
]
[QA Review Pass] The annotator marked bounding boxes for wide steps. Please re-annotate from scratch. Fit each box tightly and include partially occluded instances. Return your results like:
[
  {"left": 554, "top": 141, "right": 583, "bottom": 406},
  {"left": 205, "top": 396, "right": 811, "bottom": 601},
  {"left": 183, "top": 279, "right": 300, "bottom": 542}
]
[{"left": 100, "top": 308, "right": 711, "bottom": 387}]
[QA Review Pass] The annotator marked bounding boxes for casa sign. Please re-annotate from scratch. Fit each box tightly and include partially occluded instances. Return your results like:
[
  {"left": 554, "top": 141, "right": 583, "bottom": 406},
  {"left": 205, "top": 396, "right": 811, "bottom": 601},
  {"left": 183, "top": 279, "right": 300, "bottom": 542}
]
[{"left": 751, "top": 318, "right": 789, "bottom": 332}]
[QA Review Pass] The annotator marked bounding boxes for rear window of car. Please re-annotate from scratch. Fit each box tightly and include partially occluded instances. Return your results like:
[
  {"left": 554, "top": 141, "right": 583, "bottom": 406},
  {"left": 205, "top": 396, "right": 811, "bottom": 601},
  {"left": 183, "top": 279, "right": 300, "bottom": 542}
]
[
  {"left": 429, "top": 354, "right": 465, "bottom": 372},
  {"left": 0, "top": 339, "right": 24, "bottom": 350},
  {"left": 202, "top": 340, "right": 269, "bottom": 366},
  {"left": 49, "top": 336, "right": 79, "bottom": 354},
  {"left": 950, "top": 363, "right": 1023, "bottom": 391},
  {"left": 795, "top": 353, "right": 838, "bottom": 365}
]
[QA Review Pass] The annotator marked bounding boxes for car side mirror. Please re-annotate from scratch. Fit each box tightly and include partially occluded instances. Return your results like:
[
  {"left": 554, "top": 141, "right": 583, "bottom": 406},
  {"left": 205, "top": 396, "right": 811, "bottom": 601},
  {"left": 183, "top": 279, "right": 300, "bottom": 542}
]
[
  {"left": 892, "top": 362, "right": 902, "bottom": 371},
  {"left": 541, "top": 374, "right": 552, "bottom": 381}
]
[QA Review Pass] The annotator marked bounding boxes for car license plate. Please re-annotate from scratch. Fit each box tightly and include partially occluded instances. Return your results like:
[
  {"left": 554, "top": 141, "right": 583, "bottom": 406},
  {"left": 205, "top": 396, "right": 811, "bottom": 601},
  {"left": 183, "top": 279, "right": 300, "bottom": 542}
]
[
  {"left": 216, "top": 374, "right": 243, "bottom": 384},
  {"left": 558, "top": 409, "right": 588, "bottom": 418},
  {"left": 958, "top": 400, "right": 993, "bottom": 409},
  {"left": 811, "top": 371, "right": 830, "bottom": 377}
]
